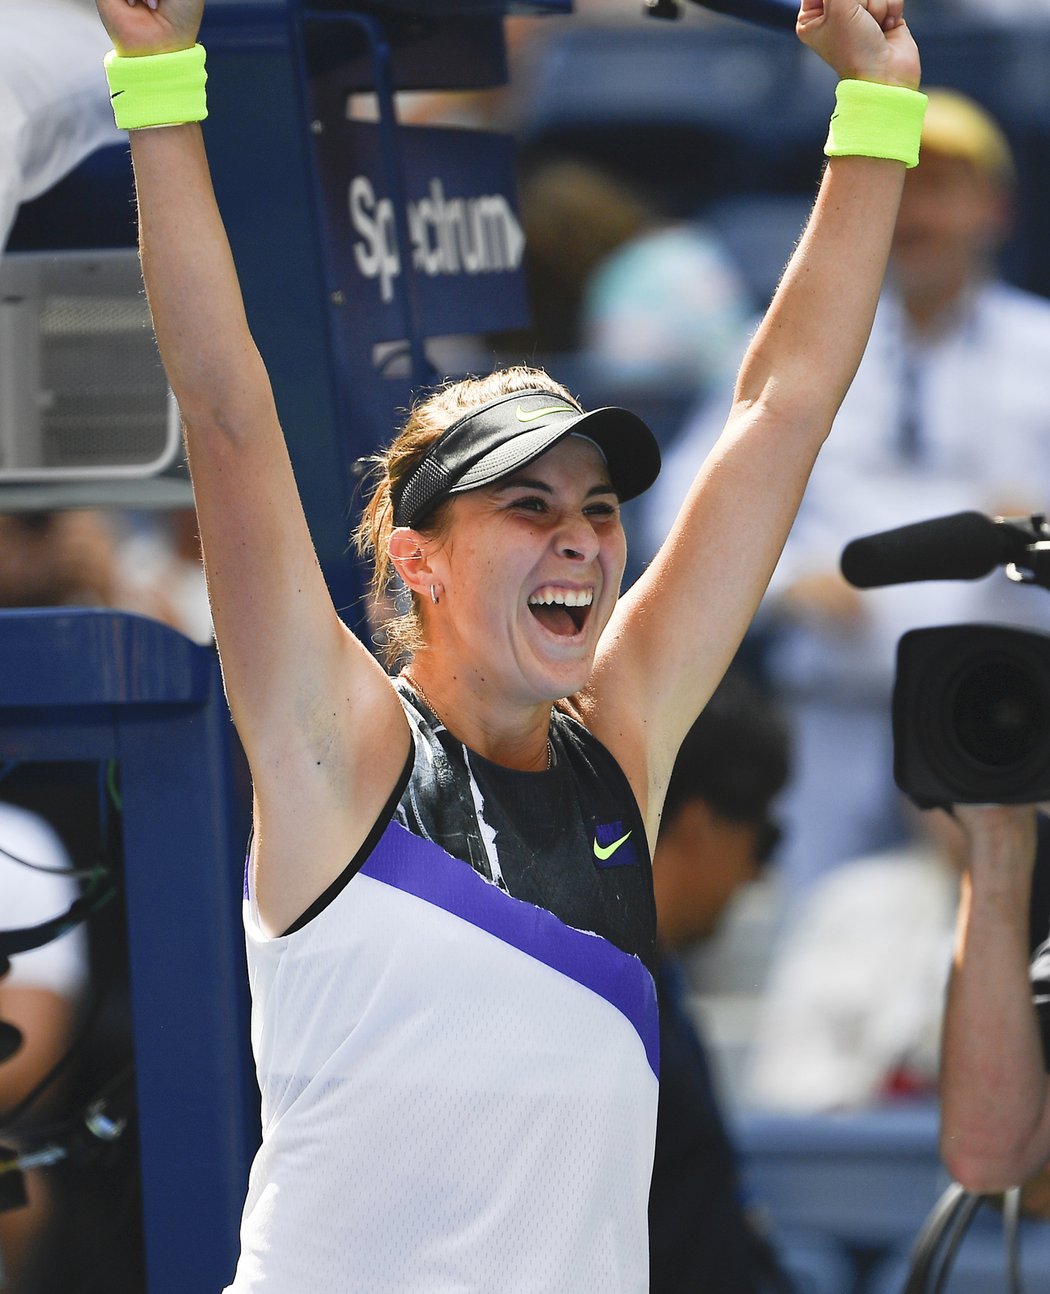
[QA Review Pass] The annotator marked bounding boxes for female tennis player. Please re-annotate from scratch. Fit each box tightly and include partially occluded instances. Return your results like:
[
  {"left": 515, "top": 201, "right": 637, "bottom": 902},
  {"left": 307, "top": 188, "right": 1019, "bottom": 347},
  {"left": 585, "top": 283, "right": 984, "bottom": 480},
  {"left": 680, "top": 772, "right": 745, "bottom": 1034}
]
[{"left": 95, "top": 0, "right": 922, "bottom": 1285}]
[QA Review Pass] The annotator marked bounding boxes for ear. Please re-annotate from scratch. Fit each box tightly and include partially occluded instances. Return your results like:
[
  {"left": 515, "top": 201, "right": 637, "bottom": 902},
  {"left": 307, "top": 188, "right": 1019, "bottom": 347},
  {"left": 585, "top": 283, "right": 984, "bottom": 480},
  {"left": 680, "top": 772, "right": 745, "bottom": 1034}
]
[{"left": 388, "top": 527, "right": 435, "bottom": 600}]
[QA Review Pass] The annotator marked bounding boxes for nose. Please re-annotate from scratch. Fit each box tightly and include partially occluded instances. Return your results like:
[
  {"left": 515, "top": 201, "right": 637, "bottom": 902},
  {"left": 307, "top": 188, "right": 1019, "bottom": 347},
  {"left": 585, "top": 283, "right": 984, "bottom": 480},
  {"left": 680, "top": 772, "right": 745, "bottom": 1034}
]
[{"left": 556, "top": 511, "right": 601, "bottom": 562}]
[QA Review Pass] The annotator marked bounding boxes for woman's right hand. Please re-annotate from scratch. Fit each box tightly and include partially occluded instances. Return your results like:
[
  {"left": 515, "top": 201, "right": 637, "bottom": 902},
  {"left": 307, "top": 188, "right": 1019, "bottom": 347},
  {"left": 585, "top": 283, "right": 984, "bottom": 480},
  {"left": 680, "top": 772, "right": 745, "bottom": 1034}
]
[{"left": 96, "top": 0, "right": 204, "bottom": 57}]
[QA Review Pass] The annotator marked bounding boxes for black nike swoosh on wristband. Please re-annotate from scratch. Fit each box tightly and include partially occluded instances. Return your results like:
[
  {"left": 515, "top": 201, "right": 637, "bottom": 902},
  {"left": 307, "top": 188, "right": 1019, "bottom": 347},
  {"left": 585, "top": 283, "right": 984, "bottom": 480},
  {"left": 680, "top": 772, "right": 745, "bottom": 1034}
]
[{"left": 111, "top": 90, "right": 125, "bottom": 99}]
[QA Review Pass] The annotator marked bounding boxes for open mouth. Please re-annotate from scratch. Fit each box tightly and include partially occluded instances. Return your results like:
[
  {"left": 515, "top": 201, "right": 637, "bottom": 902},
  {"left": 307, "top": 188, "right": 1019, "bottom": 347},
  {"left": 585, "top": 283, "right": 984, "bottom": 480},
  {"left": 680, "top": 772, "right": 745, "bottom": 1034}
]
[{"left": 527, "top": 586, "right": 593, "bottom": 637}]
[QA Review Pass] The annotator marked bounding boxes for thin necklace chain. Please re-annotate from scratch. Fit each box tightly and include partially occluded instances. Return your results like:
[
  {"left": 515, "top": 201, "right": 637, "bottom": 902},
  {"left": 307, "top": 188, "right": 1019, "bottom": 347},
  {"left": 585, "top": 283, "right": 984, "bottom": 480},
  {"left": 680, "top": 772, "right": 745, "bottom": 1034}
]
[{"left": 400, "top": 670, "right": 554, "bottom": 772}]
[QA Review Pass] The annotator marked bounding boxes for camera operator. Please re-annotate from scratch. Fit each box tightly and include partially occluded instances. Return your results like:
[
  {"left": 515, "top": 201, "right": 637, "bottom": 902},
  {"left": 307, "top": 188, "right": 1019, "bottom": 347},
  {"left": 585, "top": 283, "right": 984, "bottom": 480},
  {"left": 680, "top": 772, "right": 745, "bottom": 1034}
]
[{"left": 939, "top": 802, "right": 1050, "bottom": 1193}]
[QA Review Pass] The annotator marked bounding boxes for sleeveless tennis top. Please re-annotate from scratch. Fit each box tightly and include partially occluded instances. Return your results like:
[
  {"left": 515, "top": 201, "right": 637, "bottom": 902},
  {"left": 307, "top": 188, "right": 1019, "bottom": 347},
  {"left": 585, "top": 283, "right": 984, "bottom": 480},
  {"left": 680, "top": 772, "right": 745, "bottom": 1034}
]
[{"left": 225, "top": 683, "right": 659, "bottom": 1293}]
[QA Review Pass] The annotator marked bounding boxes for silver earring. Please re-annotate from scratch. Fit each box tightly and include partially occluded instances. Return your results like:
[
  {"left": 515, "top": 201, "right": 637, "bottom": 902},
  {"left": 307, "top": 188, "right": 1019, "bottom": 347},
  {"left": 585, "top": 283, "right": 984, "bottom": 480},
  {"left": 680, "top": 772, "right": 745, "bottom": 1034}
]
[{"left": 430, "top": 584, "right": 440, "bottom": 605}]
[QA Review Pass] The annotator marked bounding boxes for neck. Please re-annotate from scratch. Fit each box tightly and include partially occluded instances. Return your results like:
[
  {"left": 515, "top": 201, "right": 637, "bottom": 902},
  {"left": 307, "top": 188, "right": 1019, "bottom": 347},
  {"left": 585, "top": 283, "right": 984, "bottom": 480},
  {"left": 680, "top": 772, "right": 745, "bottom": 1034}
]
[
  {"left": 904, "top": 290, "right": 959, "bottom": 336},
  {"left": 900, "top": 269, "right": 981, "bottom": 337},
  {"left": 401, "top": 659, "right": 554, "bottom": 772}
]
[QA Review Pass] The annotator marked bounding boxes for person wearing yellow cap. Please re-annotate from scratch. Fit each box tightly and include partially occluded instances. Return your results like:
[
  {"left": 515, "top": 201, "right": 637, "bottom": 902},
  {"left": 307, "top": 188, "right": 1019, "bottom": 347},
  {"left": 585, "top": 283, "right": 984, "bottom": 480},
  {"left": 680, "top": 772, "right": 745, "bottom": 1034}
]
[
  {"left": 644, "top": 87, "right": 1050, "bottom": 912},
  {"left": 890, "top": 88, "right": 1016, "bottom": 335}
]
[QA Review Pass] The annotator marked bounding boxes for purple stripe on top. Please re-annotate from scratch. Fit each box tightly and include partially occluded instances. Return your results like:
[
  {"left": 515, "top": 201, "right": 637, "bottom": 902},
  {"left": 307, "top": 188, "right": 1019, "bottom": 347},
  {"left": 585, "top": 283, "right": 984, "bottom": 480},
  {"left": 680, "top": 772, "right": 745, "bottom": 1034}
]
[{"left": 361, "top": 820, "right": 659, "bottom": 1079}]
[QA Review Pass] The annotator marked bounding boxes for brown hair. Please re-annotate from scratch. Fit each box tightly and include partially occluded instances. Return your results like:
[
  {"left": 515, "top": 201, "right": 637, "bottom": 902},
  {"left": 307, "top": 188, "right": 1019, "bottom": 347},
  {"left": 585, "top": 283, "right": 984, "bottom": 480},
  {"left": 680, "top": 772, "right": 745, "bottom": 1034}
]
[{"left": 354, "top": 365, "right": 576, "bottom": 668}]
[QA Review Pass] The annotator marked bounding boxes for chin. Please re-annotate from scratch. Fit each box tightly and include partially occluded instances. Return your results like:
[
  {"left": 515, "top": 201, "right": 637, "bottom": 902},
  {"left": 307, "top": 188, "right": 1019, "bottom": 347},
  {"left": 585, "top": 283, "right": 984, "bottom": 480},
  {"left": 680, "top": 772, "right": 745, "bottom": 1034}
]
[{"left": 524, "top": 655, "right": 593, "bottom": 704}]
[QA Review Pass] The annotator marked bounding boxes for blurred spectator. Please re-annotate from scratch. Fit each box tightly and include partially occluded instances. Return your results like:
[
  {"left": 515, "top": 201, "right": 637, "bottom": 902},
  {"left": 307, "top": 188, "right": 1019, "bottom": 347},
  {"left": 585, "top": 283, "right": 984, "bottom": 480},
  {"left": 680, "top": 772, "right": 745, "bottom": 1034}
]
[
  {"left": 510, "top": 158, "right": 654, "bottom": 356},
  {"left": 580, "top": 218, "right": 752, "bottom": 390},
  {"left": 0, "top": 800, "right": 89, "bottom": 1293},
  {"left": 642, "top": 89, "right": 1050, "bottom": 900},
  {"left": 0, "top": 509, "right": 210, "bottom": 642},
  {"left": 442, "top": 157, "right": 751, "bottom": 431},
  {"left": 0, "top": 511, "right": 119, "bottom": 610},
  {"left": 649, "top": 670, "right": 793, "bottom": 1294},
  {"left": 113, "top": 509, "right": 213, "bottom": 645},
  {"left": 0, "top": 0, "right": 120, "bottom": 255},
  {"left": 511, "top": 157, "right": 751, "bottom": 387},
  {"left": 746, "top": 804, "right": 964, "bottom": 1113}
]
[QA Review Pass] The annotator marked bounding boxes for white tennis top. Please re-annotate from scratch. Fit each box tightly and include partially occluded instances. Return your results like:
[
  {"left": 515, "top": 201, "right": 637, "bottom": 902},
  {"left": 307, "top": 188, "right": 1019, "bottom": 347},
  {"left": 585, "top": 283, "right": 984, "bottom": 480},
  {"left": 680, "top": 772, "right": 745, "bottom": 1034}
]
[{"left": 224, "top": 698, "right": 660, "bottom": 1292}]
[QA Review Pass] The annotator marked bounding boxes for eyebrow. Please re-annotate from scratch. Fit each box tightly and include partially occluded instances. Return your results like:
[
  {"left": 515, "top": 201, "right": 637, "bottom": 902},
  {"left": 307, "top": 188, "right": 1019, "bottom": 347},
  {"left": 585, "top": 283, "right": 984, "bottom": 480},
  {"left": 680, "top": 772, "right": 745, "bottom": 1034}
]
[{"left": 493, "top": 476, "right": 617, "bottom": 498}]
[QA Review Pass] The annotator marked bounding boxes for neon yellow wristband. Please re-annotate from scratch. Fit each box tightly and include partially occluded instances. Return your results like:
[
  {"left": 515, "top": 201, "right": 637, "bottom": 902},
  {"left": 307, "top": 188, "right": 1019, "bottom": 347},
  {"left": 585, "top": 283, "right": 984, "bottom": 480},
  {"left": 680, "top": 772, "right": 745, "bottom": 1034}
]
[
  {"left": 104, "top": 44, "right": 207, "bottom": 131},
  {"left": 825, "top": 79, "right": 928, "bottom": 169}
]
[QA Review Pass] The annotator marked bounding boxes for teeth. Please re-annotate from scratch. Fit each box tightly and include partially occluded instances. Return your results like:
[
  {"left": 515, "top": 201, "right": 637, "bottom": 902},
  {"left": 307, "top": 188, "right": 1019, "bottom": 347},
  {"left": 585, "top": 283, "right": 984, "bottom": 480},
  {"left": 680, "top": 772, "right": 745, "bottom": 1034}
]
[{"left": 528, "top": 587, "right": 594, "bottom": 608}]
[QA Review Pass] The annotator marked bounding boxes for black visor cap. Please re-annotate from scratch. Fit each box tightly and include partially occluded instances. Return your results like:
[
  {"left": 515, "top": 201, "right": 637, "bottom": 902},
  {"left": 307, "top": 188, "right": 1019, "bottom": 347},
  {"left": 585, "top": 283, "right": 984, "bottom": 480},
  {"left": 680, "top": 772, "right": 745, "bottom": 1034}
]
[{"left": 392, "top": 389, "right": 662, "bottom": 529}]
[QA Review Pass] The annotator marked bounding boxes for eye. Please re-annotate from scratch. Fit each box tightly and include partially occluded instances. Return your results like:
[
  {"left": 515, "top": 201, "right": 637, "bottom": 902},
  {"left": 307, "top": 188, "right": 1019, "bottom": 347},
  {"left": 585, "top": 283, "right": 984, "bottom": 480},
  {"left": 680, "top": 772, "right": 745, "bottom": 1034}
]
[
  {"left": 585, "top": 499, "right": 619, "bottom": 519},
  {"left": 508, "top": 495, "right": 549, "bottom": 513}
]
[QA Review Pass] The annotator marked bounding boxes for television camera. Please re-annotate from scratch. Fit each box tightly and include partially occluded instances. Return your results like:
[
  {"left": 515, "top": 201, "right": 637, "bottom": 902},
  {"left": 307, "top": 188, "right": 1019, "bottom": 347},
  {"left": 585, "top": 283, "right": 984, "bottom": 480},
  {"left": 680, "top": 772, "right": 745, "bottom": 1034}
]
[{"left": 840, "top": 511, "right": 1050, "bottom": 809}]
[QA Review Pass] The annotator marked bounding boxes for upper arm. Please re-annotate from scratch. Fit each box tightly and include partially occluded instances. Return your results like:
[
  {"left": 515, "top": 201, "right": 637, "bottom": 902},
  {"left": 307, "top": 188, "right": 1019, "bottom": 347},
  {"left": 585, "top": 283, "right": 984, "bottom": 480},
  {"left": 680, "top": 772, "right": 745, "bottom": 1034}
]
[
  {"left": 585, "top": 402, "right": 821, "bottom": 824},
  {"left": 185, "top": 397, "right": 412, "bottom": 925},
  {"left": 183, "top": 389, "right": 358, "bottom": 761}
]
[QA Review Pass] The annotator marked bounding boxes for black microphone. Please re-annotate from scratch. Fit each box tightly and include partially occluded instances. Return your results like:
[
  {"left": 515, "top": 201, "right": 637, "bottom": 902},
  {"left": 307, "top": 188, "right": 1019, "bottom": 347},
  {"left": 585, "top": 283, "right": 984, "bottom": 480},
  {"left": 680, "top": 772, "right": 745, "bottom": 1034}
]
[{"left": 840, "top": 511, "right": 1021, "bottom": 589}]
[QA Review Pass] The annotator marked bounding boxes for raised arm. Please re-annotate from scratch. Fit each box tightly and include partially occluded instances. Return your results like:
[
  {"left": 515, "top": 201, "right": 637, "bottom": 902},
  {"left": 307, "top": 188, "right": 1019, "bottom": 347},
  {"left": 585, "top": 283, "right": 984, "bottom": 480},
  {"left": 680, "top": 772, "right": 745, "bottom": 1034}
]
[
  {"left": 584, "top": 0, "right": 922, "bottom": 821},
  {"left": 939, "top": 805, "right": 1050, "bottom": 1191},
  {"left": 94, "top": 0, "right": 408, "bottom": 931}
]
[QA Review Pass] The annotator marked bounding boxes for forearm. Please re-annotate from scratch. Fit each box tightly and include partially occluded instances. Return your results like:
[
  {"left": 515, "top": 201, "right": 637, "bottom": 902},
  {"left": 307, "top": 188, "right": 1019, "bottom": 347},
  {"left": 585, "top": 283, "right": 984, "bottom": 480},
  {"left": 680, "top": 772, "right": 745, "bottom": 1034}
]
[
  {"left": 733, "top": 0, "right": 922, "bottom": 438},
  {"left": 734, "top": 154, "right": 904, "bottom": 434},
  {"left": 100, "top": 25, "right": 355, "bottom": 759},
  {"left": 131, "top": 122, "right": 274, "bottom": 434},
  {"left": 940, "top": 810, "right": 1050, "bottom": 1189}
]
